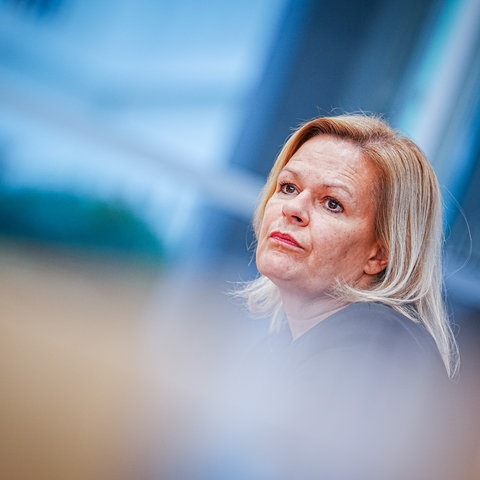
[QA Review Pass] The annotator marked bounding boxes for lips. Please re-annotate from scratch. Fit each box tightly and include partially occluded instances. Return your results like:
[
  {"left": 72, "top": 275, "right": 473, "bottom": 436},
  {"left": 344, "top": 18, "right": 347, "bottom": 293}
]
[{"left": 269, "top": 231, "right": 303, "bottom": 249}]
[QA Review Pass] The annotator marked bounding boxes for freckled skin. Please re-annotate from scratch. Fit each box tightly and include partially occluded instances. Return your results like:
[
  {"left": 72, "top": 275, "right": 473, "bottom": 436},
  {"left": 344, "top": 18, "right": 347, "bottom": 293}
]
[{"left": 256, "top": 135, "right": 385, "bottom": 303}]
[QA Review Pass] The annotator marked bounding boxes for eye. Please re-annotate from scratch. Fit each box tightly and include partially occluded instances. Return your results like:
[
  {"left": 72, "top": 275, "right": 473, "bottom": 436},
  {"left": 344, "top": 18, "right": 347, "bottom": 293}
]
[
  {"left": 324, "top": 197, "right": 344, "bottom": 213},
  {"left": 279, "top": 182, "right": 298, "bottom": 195}
]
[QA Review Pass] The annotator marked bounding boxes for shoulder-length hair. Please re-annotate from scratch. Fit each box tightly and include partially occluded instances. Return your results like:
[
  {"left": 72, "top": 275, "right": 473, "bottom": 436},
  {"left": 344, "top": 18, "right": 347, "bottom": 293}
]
[{"left": 239, "top": 113, "right": 459, "bottom": 377}]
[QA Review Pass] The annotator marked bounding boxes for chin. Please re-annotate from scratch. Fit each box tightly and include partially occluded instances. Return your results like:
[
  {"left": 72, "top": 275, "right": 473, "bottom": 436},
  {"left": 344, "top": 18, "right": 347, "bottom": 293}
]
[
  {"left": 256, "top": 253, "right": 279, "bottom": 276},
  {"left": 256, "top": 248, "right": 300, "bottom": 281},
  {"left": 257, "top": 263, "right": 295, "bottom": 286}
]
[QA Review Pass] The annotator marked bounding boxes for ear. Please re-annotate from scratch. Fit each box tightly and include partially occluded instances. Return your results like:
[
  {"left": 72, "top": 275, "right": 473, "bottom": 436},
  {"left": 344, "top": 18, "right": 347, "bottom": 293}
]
[{"left": 364, "top": 244, "right": 388, "bottom": 276}]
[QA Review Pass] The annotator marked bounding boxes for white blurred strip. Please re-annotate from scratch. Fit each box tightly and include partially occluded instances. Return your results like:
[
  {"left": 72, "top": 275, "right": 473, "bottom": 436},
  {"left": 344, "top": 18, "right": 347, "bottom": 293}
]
[
  {"left": 409, "top": 0, "right": 480, "bottom": 159},
  {"left": 0, "top": 68, "right": 263, "bottom": 220}
]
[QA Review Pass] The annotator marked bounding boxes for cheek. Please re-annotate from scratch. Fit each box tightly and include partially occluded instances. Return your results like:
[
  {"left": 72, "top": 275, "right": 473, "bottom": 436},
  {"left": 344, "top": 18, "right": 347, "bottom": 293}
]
[
  {"left": 257, "top": 203, "right": 277, "bottom": 239},
  {"left": 310, "top": 225, "right": 343, "bottom": 251},
  {"left": 255, "top": 242, "right": 277, "bottom": 278},
  {"left": 309, "top": 228, "right": 366, "bottom": 267},
  {"left": 255, "top": 219, "right": 271, "bottom": 267},
  {"left": 255, "top": 248, "right": 271, "bottom": 277},
  {"left": 335, "top": 231, "right": 375, "bottom": 267}
]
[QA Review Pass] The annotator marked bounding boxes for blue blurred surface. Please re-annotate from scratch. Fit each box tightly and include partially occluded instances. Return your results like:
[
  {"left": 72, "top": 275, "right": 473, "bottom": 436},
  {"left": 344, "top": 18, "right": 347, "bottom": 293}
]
[{"left": 0, "top": 0, "right": 284, "bottom": 262}]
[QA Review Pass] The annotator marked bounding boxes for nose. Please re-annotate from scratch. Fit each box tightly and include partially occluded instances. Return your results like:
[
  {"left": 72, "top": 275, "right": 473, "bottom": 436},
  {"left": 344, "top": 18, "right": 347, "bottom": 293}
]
[{"left": 282, "top": 192, "right": 310, "bottom": 225}]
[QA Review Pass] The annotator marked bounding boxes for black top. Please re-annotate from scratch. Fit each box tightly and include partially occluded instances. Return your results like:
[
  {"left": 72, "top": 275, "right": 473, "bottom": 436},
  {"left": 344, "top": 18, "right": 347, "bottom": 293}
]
[{"left": 231, "top": 302, "right": 455, "bottom": 480}]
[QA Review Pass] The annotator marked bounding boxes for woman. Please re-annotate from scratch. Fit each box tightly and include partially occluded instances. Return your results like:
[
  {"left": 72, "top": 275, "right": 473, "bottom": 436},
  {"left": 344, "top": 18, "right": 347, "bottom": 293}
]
[{"left": 235, "top": 114, "right": 460, "bottom": 479}]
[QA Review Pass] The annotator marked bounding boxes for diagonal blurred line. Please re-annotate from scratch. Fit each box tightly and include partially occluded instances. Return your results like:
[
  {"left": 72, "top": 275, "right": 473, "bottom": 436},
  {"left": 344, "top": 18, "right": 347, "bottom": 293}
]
[{"left": 0, "top": 71, "right": 263, "bottom": 220}]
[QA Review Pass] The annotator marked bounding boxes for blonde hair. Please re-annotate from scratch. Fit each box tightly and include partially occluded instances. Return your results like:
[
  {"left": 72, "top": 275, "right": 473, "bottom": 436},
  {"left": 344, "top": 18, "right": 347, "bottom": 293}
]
[{"left": 239, "top": 113, "right": 459, "bottom": 377}]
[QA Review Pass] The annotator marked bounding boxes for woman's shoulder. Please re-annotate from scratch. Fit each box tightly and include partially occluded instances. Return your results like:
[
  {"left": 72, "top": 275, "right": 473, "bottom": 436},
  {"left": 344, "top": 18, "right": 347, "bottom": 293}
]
[
  {"left": 272, "top": 302, "right": 453, "bottom": 480},
  {"left": 333, "top": 301, "right": 437, "bottom": 350},
  {"left": 291, "top": 301, "right": 445, "bottom": 377}
]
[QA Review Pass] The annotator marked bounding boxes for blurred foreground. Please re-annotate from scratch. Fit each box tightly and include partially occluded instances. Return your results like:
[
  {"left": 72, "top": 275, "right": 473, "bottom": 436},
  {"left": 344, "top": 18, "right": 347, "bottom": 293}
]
[
  {"left": 0, "top": 239, "right": 254, "bottom": 479},
  {"left": 0, "top": 240, "right": 159, "bottom": 479},
  {"left": 1, "top": 239, "right": 480, "bottom": 479}
]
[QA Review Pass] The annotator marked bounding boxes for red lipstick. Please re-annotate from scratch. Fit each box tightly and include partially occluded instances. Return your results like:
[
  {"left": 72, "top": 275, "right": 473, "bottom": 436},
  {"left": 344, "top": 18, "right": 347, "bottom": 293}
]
[{"left": 270, "top": 231, "right": 303, "bottom": 249}]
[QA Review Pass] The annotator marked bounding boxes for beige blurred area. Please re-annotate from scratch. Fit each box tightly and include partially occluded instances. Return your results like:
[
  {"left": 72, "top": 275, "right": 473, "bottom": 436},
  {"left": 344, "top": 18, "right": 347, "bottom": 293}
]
[
  {"left": 0, "top": 239, "right": 163, "bottom": 480},
  {"left": 0, "top": 238, "right": 258, "bottom": 480}
]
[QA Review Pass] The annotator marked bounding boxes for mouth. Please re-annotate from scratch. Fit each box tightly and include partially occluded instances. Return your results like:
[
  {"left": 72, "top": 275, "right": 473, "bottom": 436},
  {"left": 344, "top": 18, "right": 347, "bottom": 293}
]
[{"left": 269, "top": 231, "right": 303, "bottom": 249}]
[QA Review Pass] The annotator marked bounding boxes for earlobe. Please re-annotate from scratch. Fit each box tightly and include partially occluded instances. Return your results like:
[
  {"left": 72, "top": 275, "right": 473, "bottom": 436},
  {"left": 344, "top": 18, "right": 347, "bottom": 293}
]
[{"left": 364, "top": 245, "right": 388, "bottom": 276}]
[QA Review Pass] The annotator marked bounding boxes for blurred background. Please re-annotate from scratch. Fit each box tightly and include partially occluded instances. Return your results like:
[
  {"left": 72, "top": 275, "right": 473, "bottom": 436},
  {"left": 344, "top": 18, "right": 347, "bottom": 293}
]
[{"left": 0, "top": 0, "right": 479, "bottom": 478}]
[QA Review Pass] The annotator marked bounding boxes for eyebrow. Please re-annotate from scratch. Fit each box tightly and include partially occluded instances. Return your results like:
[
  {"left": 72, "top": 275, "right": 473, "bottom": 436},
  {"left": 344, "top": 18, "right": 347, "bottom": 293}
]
[{"left": 280, "top": 166, "right": 355, "bottom": 199}]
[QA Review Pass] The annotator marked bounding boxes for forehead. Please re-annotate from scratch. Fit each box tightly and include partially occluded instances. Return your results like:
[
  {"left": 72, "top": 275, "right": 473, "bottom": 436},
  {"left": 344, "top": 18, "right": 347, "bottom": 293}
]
[
  {"left": 284, "top": 135, "right": 377, "bottom": 184},
  {"left": 289, "top": 134, "right": 360, "bottom": 166}
]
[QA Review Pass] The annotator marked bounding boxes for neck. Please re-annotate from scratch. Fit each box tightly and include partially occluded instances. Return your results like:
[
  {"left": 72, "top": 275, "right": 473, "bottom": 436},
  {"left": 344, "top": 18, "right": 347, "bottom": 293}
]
[{"left": 280, "top": 290, "right": 348, "bottom": 340}]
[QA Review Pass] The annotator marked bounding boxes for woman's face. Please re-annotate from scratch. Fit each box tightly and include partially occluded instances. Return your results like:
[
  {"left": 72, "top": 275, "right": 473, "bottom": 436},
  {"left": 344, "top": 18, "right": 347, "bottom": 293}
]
[{"left": 256, "top": 134, "right": 386, "bottom": 300}]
